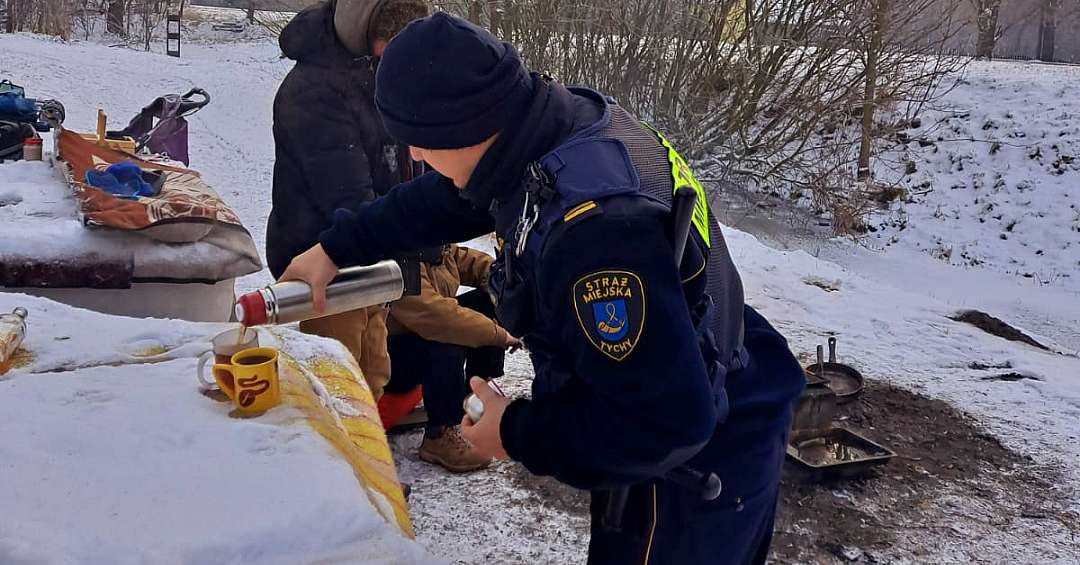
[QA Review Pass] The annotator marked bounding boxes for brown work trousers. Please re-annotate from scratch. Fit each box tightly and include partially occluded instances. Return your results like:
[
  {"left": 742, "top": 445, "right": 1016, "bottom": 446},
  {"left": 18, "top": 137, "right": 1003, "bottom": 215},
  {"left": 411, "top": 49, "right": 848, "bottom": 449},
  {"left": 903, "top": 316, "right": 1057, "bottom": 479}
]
[{"left": 299, "top": 305, "right": 390, "bottom": 401}]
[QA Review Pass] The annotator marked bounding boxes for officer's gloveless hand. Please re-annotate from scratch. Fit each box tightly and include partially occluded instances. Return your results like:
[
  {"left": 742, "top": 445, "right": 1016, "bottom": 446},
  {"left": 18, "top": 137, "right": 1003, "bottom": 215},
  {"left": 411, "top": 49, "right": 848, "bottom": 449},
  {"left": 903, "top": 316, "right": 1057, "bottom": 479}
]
[
  {"left": 461, "top": 377, "right": 510, "bottom": 460},
  {"left": 279, "top": 243, "right": 339, "bottom": 313}
]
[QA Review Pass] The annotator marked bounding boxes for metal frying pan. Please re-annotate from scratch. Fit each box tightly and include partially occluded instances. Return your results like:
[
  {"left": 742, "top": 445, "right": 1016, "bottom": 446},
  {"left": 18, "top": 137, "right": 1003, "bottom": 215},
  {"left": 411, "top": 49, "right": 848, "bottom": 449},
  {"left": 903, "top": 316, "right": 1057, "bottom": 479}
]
[{"left": 803, "top": 337, "right": 865, "bottom": 403}]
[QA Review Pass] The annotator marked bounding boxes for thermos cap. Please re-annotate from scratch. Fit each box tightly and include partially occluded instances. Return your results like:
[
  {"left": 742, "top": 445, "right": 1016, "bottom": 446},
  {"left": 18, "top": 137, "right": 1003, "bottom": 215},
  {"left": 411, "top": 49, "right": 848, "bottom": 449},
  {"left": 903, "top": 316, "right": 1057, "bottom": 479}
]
[
  {"left": 12, "top": 307, "right": 28, "bottom": 319},
  {"left": 235, "top": 292, "right": 267, "bottom": 326}
]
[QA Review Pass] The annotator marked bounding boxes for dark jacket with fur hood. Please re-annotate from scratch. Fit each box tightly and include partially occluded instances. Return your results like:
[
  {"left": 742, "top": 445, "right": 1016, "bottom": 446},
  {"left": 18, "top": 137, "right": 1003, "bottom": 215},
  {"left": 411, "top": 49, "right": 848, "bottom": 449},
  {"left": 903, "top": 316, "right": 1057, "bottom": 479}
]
[{"left": 266, "top": 0, "right": 411, "bottom": 277}]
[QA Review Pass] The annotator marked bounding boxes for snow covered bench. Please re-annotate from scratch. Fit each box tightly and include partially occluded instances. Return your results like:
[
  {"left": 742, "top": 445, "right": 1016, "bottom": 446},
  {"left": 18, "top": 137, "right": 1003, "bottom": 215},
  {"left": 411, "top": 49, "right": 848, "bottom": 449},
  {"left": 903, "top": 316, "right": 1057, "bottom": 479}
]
[{"left": 0, "top": 294, "right": 434, "bottom": 564}]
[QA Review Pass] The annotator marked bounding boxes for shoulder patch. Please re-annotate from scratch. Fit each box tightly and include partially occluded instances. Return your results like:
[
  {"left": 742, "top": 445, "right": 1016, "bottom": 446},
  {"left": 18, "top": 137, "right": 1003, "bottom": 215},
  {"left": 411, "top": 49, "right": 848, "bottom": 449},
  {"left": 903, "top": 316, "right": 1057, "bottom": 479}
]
[
  {"left": 563, "top": 200, "right": 602, "bottom": 224},
  {"left": 572, "top": 270, "right": 645, "bottom": 361}
]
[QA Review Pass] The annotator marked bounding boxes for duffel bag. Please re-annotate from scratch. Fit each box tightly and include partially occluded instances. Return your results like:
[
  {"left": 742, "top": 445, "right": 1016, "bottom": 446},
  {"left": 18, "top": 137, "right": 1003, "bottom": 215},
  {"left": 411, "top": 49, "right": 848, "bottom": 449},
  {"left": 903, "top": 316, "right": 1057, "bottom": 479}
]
[{"left": 0, "top": 120, "right": 35, "bottom": 161}]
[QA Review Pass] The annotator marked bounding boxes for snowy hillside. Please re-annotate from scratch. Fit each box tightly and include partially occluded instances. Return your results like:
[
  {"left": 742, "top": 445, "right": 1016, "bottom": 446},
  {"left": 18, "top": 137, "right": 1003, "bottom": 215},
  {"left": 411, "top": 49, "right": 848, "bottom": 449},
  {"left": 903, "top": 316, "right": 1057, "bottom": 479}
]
[{"left": 873, "top": 60, "right": 1080, "bottom": 291}]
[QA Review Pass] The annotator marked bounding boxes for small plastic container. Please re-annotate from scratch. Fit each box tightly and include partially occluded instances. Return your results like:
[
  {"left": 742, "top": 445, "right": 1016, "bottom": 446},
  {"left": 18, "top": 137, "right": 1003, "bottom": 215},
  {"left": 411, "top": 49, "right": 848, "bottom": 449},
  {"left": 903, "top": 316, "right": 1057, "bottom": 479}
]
[
  {"left": 463, "top": 393, "right": 485, "bottom": 423},
  {"left": 22, "top": 137, "right": 42, "bottom": 161}
]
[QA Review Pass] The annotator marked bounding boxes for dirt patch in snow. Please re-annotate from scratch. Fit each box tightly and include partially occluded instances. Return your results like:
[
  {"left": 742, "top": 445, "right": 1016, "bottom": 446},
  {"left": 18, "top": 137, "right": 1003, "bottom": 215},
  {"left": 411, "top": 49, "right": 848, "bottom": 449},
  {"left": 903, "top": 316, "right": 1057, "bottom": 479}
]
[
  {"left": 950, "top": 310, "right": 1049, "bottom": 351},
  {"left": 399, "top": 374, "right": 1077, "bottom": 564},
  {"left": 505, "top": 463, "right": 590, "bottom": 519},
  {"left": 772, "top": 381, "right": 1078, "bottom": 564}
]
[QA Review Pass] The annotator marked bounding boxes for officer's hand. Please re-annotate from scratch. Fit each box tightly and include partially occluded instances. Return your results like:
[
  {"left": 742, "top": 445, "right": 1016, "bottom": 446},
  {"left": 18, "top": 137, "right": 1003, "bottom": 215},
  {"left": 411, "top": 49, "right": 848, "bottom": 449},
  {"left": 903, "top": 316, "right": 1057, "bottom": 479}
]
[
  {"left": 505, "top": 334, "right": 522, "bottom": 353},
  {"left": 461, "top": 377, "right": 509, "bottom": 460},
  {"left": 279, "top": 244, "right": 338, "bottom": 313}
]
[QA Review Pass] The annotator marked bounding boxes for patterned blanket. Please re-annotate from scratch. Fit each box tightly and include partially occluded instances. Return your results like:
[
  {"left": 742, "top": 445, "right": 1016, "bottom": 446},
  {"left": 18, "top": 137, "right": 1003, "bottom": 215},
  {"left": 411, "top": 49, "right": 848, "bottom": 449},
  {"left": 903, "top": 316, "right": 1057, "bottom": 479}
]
[{"left": 57, "top": 128, "right": 253, "bottom": 245}]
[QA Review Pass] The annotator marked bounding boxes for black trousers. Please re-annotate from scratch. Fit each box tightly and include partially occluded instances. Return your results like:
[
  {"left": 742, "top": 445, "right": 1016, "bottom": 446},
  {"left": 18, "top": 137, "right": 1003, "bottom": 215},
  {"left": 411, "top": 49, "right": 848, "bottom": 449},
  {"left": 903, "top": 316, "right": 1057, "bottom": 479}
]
[
  {"left": 385, "top": 289, "right": 505, "bottom": 427},
  {"left": 586, "top": 480, "right": 777, "bottom": 565}
]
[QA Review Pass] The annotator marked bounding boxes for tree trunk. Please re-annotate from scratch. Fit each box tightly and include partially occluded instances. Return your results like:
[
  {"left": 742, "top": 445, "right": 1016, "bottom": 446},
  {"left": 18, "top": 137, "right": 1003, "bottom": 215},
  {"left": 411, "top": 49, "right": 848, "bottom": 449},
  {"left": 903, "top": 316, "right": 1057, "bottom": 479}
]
[
  {"left": 858, "top": 0, "right": 888, "bottom": 180},
  {"left": 107, "top": 0, "right": 125, "bottom": 34},
  {"left": 1038, "top": 0, "right": 1055, "bottom": 61},
  {"left": 488, "top": 0, "right": 503, "bottom": 38},
  {"left": 246, "top": 0, "right": 255, "bottom": 24},
  {"left": 974, "top": 0, "right": 1001, "bottom": 59},
  {"left": 467, "top": 0, "right": 481, "bottom": 25}
]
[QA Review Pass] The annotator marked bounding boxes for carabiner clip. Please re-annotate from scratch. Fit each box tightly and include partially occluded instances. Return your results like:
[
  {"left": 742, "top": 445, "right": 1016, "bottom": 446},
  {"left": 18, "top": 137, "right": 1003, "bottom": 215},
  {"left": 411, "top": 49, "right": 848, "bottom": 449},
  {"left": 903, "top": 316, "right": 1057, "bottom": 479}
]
[{"left": 514, "top": 191, "right": 537, "bottom": 258}]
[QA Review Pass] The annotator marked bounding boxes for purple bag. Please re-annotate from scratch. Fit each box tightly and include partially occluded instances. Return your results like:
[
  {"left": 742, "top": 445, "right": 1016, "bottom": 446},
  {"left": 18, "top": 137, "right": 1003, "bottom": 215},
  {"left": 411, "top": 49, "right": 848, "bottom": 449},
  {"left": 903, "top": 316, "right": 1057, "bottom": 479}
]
[{"left": 113, "top": 88, "right": 210, "bottom": 166}]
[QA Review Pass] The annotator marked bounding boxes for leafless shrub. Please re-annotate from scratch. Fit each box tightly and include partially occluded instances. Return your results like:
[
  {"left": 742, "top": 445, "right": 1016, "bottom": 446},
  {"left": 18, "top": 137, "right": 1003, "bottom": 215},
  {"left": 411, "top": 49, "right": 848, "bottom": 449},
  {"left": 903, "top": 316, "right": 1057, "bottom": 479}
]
[
  {"left": 250, "top": 3, "right": 294, "bottom": 36},
  {"left": 435, "top": 0, "right": 968, "bottom": 235},
  {"left": 4, "top": 0, "right": 179, "bottom": 48},
  {"left": 71, "top": 0, "right": 105, "bottom": 39},
  {"left": 5, "top": 0, "right": 74, "bottom": 37},
  {"left": 244, "top": 0, "right": 312, "bottom": 36},
  {"left": 129, "top": 0, "right": 167, "bottom": 50}
]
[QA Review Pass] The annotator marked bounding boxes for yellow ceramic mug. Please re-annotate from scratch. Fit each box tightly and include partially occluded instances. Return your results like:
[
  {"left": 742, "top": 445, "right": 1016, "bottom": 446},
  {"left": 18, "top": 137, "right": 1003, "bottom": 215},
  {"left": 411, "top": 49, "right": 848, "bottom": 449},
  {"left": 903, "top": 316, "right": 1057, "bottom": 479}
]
[{"left": 213, "top": 347, "right": 281, "bottom": 415}]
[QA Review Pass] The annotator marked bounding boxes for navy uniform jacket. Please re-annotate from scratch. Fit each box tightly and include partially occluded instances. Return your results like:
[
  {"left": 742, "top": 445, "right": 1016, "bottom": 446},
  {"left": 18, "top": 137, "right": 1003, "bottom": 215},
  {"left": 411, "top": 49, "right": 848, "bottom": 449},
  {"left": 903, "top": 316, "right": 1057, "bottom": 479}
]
[{"left": 319, "top": 77, "right": 802, "bottom": 496}]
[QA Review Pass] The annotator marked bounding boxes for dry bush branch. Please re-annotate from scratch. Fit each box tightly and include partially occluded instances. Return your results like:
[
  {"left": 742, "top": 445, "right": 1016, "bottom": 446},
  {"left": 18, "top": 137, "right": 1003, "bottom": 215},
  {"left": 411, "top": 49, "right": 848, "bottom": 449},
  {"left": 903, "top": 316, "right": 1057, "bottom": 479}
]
[{"left": 433, "top": 1, "right": 968, "bottom": 233}]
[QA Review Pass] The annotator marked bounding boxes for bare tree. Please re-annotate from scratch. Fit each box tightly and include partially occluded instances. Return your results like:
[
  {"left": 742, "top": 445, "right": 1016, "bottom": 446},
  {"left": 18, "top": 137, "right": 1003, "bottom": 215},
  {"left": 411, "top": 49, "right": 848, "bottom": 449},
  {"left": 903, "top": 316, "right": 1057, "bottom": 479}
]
[
  {"left": 858, "top": 0, "right": 889, "bottom": 180},
  {"left": 1037, "top": 0, "right": 1056, "bottom": 61},
  {"left": 3, "top": 0, "right": 12, "bottom": 32},
  {"left": 106, "top": 0, "right": 122, "bottom": 33},
  {"left": 72, "top": 0, "right": 103, "bottom": 39},
  {"left": 129, "top": 0, "right": 167, "bottom": 50},
  {"left": 970, "top": 0, "right": 1003, "bottom": 58}
]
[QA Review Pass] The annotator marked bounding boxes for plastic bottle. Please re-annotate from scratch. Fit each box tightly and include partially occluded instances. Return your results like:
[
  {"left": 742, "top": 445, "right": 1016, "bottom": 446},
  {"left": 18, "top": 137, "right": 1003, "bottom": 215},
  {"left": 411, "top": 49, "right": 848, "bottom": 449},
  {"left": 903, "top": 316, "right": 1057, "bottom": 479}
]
[
  {"left": 463, "top": 393, "right": 485, "bottom": 423},
  {"left": 0, "top": 307, "right": 29, "bottom": 368},
  {"left": 235, "top": 260, "right": 404, "bottom": 326},
  {"left": 462, "top": 381, "right": 505, "bottom": 424}
]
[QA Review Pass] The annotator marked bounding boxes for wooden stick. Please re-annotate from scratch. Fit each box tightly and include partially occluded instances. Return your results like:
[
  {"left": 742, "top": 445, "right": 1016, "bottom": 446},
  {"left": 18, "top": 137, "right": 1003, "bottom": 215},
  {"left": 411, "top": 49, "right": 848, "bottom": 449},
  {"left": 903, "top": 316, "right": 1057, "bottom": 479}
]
[{"left": 96, "top": 109, "right": 107, "bottom": 146}]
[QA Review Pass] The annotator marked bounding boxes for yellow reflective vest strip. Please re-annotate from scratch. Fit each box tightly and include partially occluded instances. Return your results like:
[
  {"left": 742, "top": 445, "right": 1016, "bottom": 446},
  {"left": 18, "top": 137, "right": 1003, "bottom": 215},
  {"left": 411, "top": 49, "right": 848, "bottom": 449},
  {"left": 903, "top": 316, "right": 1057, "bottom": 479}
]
[{"left": 643, "top": 124, "right": 711, "bottom": 247}]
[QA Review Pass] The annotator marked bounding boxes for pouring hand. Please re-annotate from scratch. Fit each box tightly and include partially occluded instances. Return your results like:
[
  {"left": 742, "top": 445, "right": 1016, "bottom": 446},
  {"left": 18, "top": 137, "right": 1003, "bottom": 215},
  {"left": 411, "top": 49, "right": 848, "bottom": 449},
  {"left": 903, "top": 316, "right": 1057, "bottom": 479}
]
[
  {"left": 504, "top": 334, "right": 523, "bottom": 353},
  {"left": 279, "top": 244, "right": 338, "bottom": 313}
]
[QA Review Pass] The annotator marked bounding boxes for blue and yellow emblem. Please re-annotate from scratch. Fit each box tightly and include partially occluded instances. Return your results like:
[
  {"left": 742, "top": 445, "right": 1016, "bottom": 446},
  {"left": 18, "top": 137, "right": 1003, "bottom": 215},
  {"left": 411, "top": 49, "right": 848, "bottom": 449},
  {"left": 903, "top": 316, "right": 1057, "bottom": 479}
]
[{"left": 573, "top": 270, "right": 645, "bottom": 361}]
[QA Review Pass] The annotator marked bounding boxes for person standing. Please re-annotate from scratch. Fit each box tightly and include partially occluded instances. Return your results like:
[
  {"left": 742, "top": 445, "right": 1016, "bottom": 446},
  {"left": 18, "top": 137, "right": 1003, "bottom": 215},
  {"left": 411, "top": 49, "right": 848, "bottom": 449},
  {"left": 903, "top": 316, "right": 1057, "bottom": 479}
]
[
  {"left": 266, "top": 0, "right": 428, "bottom": 400},
  {"left": 281, "top": 13, "right": 805, "bottom": 563}
]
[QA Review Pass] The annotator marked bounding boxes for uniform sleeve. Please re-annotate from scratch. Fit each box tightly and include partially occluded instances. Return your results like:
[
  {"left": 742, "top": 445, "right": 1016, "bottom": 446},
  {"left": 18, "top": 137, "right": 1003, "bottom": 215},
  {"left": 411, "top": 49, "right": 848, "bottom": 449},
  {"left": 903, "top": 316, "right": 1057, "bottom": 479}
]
[
  {"left": 318, "top": 171, "right": 496, "bottom": 268},
  {"left": 454, "top": 247, "right": 494, "bottom": 289},
  {"left": 389, "top": 267, "right": 507, "bottom": 348},
  {"left": 499, "top": 212, "right": 717, "bottom": 490}
]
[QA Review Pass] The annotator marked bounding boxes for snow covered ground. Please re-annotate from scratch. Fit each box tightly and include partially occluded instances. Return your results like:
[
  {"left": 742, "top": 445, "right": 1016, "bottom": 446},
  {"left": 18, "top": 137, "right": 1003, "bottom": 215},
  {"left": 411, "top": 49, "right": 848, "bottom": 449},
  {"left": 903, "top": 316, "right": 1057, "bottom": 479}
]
[
  {"left": 0, "top": 294, "right": 437, "bottom": 565},
  {"left": 871, "top": 61, "right": 1080, "bottom": 295},
  {"left": 2, "top": 14, "right": 1079, "bottom": 564}
]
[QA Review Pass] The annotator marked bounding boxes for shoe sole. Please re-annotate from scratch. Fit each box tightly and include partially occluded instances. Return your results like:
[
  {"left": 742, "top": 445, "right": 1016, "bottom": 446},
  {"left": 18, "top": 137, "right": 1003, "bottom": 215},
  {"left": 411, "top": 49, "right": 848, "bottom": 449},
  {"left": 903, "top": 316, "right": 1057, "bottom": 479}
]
[{"left": 418, "top": 449, "right": 492, "bottom": 473}]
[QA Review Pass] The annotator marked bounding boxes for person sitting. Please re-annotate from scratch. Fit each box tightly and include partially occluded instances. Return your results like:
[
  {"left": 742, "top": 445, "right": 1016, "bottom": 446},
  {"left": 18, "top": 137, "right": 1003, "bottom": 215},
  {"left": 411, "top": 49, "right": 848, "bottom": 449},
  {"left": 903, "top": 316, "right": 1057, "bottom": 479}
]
[{"left": 384, "top": 243, "right": 520, "bottom": 473}]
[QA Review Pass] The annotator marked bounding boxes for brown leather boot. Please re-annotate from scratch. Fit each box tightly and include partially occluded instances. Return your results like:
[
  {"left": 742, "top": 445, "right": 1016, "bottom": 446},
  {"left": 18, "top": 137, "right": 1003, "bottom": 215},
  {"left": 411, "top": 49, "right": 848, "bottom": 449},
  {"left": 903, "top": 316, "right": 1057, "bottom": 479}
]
[{"left": 418, "top": 426, "right": 492, "bottom": 473}]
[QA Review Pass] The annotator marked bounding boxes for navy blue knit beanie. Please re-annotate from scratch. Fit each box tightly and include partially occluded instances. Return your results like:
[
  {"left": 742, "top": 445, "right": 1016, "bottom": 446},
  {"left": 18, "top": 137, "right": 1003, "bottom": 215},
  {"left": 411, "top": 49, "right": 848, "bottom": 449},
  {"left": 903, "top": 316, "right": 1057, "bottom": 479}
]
[{"left": 375, "top": 12, "right": 533, "bottom": 149}]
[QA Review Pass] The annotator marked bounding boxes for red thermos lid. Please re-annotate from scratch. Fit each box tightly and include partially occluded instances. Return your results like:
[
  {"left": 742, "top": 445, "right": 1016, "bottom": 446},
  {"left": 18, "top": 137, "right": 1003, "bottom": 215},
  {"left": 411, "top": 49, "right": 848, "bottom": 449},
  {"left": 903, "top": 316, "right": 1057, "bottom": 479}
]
[{"left": 235, "top": 291, "right": 268, "bottom": 326}]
